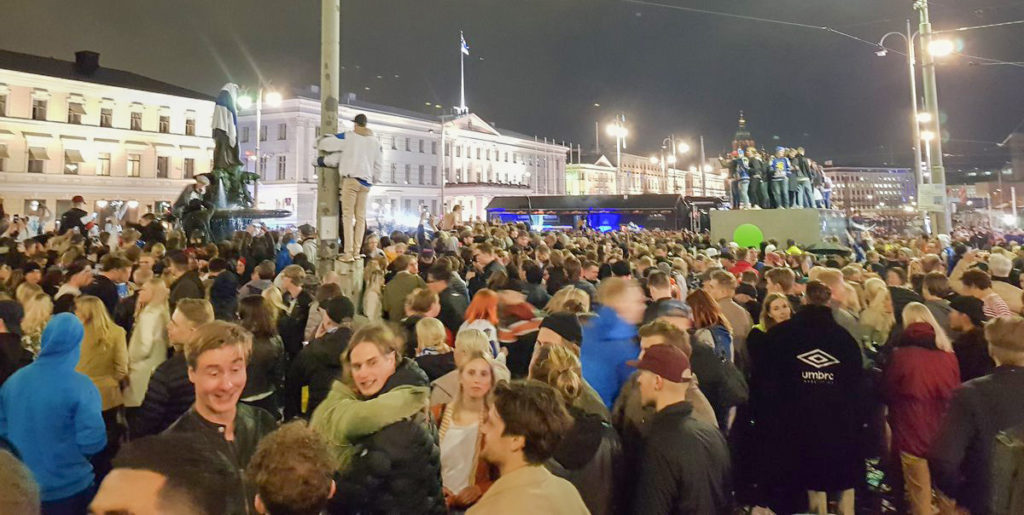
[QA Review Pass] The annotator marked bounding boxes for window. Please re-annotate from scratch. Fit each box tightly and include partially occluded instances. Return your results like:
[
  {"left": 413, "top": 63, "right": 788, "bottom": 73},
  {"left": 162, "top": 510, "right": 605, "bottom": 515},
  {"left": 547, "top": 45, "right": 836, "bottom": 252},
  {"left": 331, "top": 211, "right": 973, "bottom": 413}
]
[
  {"left": 260, "top": 125, "right": 267, "bottom": 142},
  {"left": 0, "top": 95, "right": 6, "bottom": 116},
  {"left": 63, "top": 150, "right": 84, "bottom": 175},
  {"left": 277, "top": 156, "right": 286, "bottom": 180},
  {"left": 405, "top": 164, "right": 411, "bottom": 184},
  {"left": 405, "top": 138, "right": 410, "bottom": 152},
  {"left": 158, "top": 115, "right": 170, "bottom": 133},
  {"left": 432, "top": 200, "right": 437, "bottom": 213},
  {"left": 67, "top": 102, "right": 84, "bottom": 124},
  {"left": 156, "top": 156, "right": 169, "bottom": 178},
  {"left": 418, "top": 165, "right": 425, "bottom": 185},
  {"left": 391, "top": 136, "right": 397, "bottom": 150},
  {"left": 241, "top": 126, "right": 250, "bottom": 143},
  {"left": 185, "top": 117, "right": 196, "bottom": 135},
  {"left": 404, "top": 199, "right": 412, "bottom": 211},
  {"left": 259, "top": 156, "right": 268, "bottom": 178},
  {"left": 505, "top": 152, "right": 509, "bottom": 162},
  {"left": 96, "top": 153, "right": 111, "bottom": 176},
  {"left": 486, "top": 149, "right": 491, "bottom": 161},
  {"left": 278, "top": 123, "right": 287, "bottom": 140},
  {"left": 476, "top": 148, "right": 481, "bottom": 159},
  {"left": 454, "top": 146, "right": 460, "bottom": 157},
  {"left": 431, "top": 142, "right": 437, "bottom": 155},
  {"left": 390, "top": 163, "right": 397, "bottom": 184},
  {"left": 183, "top": 158, "right": 194, "bottom": 178},
  {"left": 127, "top": 154, "right": 141, "bottom": 177},
  {"left": 431, "top": 166, "right": 437, "bottom": 185},
  {"left": 0, "top": 144, "right": 6, "bottom": 172},
  {"left": 418, "top": 139, "right": 424, "bottom": 153},
  {"left": 315, "top": 127, "right": 321, "bottom": 138},
  {"left": 130, "top": 111, "right": 142, "bottom": 130},
  {"left": 100, "top": 108, "right": 112, "bottom": 128},
  {"left": 32, "top": 99, "right": 47, "bottom": 120}
]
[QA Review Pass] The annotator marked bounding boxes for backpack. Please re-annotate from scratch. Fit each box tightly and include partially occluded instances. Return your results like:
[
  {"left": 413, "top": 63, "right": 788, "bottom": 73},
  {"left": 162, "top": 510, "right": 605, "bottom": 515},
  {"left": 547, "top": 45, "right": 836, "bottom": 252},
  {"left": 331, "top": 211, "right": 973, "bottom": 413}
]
[
  {"left": 991, "top": 424, "right": 1024, "bottom": 515},
  {"left": 707, "top": 324, "right": 734, "bottom": 362}
]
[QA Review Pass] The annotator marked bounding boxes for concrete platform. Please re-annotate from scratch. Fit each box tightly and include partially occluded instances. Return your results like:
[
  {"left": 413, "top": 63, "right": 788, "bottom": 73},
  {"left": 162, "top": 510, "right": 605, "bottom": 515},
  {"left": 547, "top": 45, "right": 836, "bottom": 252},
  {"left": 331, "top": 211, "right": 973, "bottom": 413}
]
[
  {"left": 710, "top": 208, "right": 850, "bottom": 247},
  {"left": 333, "top": 259, "right": 365, "bottom": 315}
]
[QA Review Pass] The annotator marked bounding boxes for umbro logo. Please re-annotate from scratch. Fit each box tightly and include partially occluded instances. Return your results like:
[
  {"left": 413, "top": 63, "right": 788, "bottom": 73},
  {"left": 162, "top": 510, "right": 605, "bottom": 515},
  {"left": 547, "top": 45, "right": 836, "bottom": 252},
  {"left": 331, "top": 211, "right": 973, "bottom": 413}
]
[{"left": 797, "top": 349, "right": 840, "bottom": 369}]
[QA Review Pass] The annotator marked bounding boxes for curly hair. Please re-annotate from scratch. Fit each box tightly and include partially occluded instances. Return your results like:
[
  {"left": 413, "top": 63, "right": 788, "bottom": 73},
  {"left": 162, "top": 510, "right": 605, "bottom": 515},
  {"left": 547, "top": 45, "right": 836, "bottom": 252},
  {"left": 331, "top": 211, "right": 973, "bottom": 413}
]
[
  {"left": 246, "top": 421, "right": 338, "bottom": 515},
  {"left": 492, "top": 380, "right": 573, "bottom": 465},
  {"left": 528, "top": 345, "right": 582, "bottom": 405}
]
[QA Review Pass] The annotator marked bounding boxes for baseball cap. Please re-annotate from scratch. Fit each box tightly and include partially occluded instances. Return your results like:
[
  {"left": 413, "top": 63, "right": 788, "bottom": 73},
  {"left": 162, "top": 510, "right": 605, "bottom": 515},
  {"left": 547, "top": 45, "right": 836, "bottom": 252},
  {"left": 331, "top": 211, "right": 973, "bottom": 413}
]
[
  {"left": 949, "top": 295, "right": 987, "bottom": 327},
  {"left": 654, "top": 299, "right": 692, "bottom": 319},
  {"left": 321, "top": 296, "right": 355, "bottom": 324},
  {"left": 420, "top": 248, "right": 435, "bottom": 259},
  {"left": 627, "top": 344, "right": 692, "bottom": 383},
  {"left": 539, "top": 313, "right": 582, "bottom": 345},
  {"left": 71, "top": 195, "right": 85, "bottom": 204}
]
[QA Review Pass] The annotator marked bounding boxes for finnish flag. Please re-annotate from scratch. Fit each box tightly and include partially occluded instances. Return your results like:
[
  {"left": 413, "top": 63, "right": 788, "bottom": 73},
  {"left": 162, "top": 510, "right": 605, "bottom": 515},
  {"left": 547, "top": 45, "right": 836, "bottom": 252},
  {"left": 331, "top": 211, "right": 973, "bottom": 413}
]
[{"left": 461, "top": 32, "right": 470, "bottom": 55}]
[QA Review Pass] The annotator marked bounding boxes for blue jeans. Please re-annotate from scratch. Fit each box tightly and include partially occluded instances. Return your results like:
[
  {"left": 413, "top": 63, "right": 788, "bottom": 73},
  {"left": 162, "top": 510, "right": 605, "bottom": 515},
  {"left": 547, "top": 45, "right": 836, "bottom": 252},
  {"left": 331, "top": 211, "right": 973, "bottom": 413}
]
[
  {"left": 42, "top": 484, "right": 96, "bottom": 515},
  {"left": 770, "top": 180, "right": 789, "bottom": 208},
  {"left": 794, "top": 179, "right": 814, "bottom": 208},
  {"left": 737, "top": 179, "right": 750, "bottom": 208}
]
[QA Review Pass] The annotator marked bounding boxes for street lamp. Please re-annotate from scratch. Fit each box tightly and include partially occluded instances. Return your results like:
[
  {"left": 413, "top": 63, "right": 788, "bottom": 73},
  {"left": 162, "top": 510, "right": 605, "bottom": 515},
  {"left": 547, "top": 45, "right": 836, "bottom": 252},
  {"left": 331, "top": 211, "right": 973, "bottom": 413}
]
[
  {"left": 928, "top": 39, "right": 955, "bottom": 57},
  {"left": 916, "top": 112, "right": 933, "bottom": 123},
  {"left": 606, "top": 115, "right": 627, "bottom": 194},
  {"left": 649, "top": 155, "right": 659, "bottom": 164},
  {"left": 237, "top": 86, "right": 282, "bottom": 206}
]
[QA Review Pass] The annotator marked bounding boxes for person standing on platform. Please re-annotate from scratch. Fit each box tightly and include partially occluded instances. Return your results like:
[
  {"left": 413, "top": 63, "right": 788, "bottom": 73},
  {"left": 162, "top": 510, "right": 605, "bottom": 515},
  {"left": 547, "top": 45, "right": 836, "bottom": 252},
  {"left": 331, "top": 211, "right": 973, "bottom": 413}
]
[
  {"left": 793, "top": 147, "right": 815, "bottom": 208},
  {"left": 747, "top": 147, "right": 768, "bottom": 209},
  {"left": 317, "top": 113, "right": 383, "bottom": 262},
  {"left": 768, "top": 147, "right": 791, "bottom": 209},
  {"left": 733, "top": 150, "right": 751, "bottom": 209}
]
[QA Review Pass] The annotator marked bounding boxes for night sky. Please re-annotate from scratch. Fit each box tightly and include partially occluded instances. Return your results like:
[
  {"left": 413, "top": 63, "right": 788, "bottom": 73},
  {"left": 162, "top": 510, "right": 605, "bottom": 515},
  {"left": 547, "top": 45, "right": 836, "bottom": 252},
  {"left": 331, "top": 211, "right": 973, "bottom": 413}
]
[{"left": 3, "top": 0, "right": 1022, "bottom": 170}]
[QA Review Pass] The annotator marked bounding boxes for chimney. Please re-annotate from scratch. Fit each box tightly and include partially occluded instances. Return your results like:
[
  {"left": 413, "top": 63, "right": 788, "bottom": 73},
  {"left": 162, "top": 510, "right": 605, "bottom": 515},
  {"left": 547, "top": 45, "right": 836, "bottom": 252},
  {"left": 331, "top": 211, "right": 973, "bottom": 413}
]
[{"left": 74, "top": 51, "right": 100, "bottom": 76}]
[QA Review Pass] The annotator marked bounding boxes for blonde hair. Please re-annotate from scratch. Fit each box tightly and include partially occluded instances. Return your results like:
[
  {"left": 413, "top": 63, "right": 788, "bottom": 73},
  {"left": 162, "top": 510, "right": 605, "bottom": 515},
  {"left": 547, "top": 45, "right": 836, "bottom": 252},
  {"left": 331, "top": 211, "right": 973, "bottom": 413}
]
[
  {"left": 16, "top": 281, "right": 43, "bottom": 306},
  {"left": 842, "top": 283, "right": 861, "bottom": 314},
  {"left": 529, "top": 344, "right": 583, "bottom": 404},
  {"left": 75, "top": 295, "right": 120, "bottom": 351},
  {"left": 545, "top": 286, "right": 591, "bottom": 314},
  {"left": 985, "top": 317, "right": 1024, "bottom": 366},
  {"left": 415, "top": 317, "right": 450, "bottom": 354},
  {"left": 454, "top": 328, "right": 492, "bottom": 358},
  {"left": 138, "top": 277, "right": 170, "bottom": 319},
  {"left": 902, "top": 302, "right": 953, "bottom": 352},
  {"left": 262, "top": 286, "right": 290, "bottom": 320},
  {"left": 860, "top": 278, "right": 895, "bottom": 336},
  {"left": 184, "top": 321, "right": 253, "bottom": 369},
  {"left": 596, "top": 276, "right": 639, "bottom": 305},
  {"left": 22, "top": 292, "right": 53, "bottom": 344}
]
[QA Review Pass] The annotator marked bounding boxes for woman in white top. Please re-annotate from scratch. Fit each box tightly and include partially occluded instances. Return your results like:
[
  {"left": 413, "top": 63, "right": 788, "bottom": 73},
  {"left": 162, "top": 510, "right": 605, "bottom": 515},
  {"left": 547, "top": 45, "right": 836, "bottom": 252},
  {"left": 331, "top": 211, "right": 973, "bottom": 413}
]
[
  {"left": 123, "top": 278, "right": 170, "bottom": 407},
  {"left": 430, "top": 350, "right": 498, "bottom": 512}
]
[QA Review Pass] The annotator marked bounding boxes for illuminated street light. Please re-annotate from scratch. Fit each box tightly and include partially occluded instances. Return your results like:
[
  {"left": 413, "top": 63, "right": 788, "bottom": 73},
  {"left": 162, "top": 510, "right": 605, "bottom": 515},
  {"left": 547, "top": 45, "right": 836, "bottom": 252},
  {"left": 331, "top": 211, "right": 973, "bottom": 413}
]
[
  {"left": 606, "top": 124, "right": 628, "bottom": 138},
  {"left": 667, "top": 155, "right": 677, "bottom": 165},
  {"left": 677, "top": 142, "right": 690, "bottom": 154},
  {"left": 236, "top": 95, "right": 253, "bottom": 109},
  {"left": 916, "top": 112, "right": 933, "bottom": 124},
  {"left": 921, "top": 130, "right": 936, "bottom": 141},
  {"left": 928, "top": 39, "right": 955, "bottom": 57},
  {"left": 265, "top": 91, "right": 283, "bottom": 107},
  {"left": 649, "top": 155, "right": 659, "bottom": 164}
]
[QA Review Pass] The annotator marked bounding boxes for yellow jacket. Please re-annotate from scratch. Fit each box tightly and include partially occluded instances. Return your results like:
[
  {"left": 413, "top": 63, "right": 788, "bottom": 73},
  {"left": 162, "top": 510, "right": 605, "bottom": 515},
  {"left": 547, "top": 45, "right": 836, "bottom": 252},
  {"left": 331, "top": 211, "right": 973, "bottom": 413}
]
[{"left": 76, "top": 325, "right": 128, "bottom": 411}]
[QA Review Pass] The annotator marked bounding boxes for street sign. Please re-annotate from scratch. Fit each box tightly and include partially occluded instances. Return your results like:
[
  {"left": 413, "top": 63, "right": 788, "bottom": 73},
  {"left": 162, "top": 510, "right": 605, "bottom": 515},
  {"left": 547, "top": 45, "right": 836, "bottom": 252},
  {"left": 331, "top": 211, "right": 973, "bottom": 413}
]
[{"left": 918, "top": 184, "right": 946, "bottom": 212}]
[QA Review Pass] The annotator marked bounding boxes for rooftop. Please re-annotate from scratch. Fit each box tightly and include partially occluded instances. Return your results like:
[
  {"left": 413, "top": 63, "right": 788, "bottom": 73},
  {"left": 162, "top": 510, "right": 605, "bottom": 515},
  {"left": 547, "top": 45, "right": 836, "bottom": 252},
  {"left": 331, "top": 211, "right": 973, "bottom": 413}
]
[{"left": 0, "top": 49, "right": 214, "bottom": 101}]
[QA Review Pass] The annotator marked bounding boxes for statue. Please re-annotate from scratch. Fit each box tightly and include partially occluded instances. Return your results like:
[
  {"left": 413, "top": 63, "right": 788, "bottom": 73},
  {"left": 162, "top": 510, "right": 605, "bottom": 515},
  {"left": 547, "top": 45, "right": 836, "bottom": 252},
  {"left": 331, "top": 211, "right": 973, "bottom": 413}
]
[{"left": 209, "top": 83, "right": 259, "bottom": 209}]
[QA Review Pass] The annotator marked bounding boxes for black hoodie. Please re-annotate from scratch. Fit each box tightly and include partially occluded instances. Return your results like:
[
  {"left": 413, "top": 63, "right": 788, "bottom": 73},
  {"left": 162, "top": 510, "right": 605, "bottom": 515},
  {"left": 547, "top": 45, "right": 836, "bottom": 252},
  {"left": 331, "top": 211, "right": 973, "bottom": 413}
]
[{"left": 547, "top": 406, "right": 624, "bottom": 515}]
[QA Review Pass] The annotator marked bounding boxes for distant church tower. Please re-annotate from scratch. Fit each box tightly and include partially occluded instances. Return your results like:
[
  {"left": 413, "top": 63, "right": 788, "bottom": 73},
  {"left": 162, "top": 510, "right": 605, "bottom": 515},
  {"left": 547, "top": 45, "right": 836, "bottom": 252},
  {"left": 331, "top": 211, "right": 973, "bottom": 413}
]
[{"left": 731, "top": 111, "right": 755, "bottom": 151}]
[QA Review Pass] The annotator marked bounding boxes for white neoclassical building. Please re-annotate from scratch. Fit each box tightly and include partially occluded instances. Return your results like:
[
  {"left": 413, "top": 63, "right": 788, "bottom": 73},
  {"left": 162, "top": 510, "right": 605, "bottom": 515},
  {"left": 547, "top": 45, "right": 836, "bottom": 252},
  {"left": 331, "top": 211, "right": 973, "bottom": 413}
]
[
  {"left": 0, "top": 49, "right": 215, "bottom": 226},
  {"left": 237, "top": 90, "right": 568, "bottom": 225}
]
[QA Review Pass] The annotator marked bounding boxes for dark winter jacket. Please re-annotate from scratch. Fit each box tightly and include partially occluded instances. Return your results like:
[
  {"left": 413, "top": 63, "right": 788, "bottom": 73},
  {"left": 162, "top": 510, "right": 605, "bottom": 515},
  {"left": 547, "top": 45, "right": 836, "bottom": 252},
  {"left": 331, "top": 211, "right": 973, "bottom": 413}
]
[
  {"left": 758, "top": 305, "right": 869, "bottom": 491},
  {"left": 953, "top": 327, "right": 995, "bottom": 381},
  {"left": 0, "top": 333, "right": 33, "bottom": 387},
  {"left": 240, "top": 334, "right": 285, "bottom": 404},
  {"left": 437, "top": 286, "right": 468, "bottom": 335},
  {"left": 546, "top": 407, "right": 623, "bottom": 515},
  {"left": 57, "top": 207, "right": 89, "bottom": 235},
  {"left": 414, "top": 351, "right": 456, "bottom": 382},
  {"left": 81, "top": 274, "right": 121, "bottom": 317},
  {"left": 283, "top": 327, "right": 350, "bottom": 420},
  {"left": 169, "top": 270, "right": 204, "bottom": 312},
  {"left": 312, "top": 359, "right": 445, "bottom": 515},
  {"left": 277, "top": 290, "right": 312, "bottom": 360},
  {"left": 130, "top": 351, "right": 194, "bottom": 438},
  {"left": 209, "top": 271, "right": 240, "bottom": 321},
  {"left": 523, "top": 282, "right": 551, "bottom": 311},
  {"left": 930, "top": 366, "right": 1024, "bottom": 515},
  {"left": 498, "top": 301, "right": 543, "bottom": 379},
  {"left": 165, "top": 404, "right": 277, "bottom": 515},
  {"left": 632, "top": 401, "right": 732, "bottom": 515},
  {"left": 468, "top": 260, "right": 506, "bottom": 297}
]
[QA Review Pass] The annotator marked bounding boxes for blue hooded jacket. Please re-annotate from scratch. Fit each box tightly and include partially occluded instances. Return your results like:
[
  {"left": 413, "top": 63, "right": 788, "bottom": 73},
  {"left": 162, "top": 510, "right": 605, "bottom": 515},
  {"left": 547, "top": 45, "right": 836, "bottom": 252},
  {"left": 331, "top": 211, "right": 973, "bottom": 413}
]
[
  {"left": 0, "top": 313, "right": 106, "bottom": 501},
  {"left": 580, "top": 305, "right": 639, "bottom": 408}
]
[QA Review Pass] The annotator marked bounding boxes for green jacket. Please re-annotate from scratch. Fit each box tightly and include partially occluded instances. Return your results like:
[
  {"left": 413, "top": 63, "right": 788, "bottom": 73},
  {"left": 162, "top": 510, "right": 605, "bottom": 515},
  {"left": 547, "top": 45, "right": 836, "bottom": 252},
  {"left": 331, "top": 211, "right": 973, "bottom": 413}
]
[
  {"left": 310, "top": 379, "right": 429, "bottom": 470},
  {"left": 381, "top": 271, "right": 427, "bottom": 321}
]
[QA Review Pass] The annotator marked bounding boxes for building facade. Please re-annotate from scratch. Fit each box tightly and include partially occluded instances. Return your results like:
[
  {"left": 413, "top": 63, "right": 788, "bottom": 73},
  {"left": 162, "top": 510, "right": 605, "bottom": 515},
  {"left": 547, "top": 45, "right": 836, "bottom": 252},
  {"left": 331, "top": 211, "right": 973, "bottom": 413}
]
[
  {"left": 825, "top": 166, "right": 916, "bottom": 216},
  {"left": 237, "top": 92, "right": 567, "bottom": 225},
  {"left": 566, "top": 152, "right": 727, "bottom": 198},
  {"left": 0, "top": 50, "right": 215, "bottom": 227}
]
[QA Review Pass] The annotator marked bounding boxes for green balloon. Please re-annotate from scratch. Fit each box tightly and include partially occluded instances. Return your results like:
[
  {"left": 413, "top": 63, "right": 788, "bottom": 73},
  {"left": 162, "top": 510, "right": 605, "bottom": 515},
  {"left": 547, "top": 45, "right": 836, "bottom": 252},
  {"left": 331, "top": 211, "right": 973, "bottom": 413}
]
[{"left": 733, "top": 223, "right": 764, "bottom": 248}]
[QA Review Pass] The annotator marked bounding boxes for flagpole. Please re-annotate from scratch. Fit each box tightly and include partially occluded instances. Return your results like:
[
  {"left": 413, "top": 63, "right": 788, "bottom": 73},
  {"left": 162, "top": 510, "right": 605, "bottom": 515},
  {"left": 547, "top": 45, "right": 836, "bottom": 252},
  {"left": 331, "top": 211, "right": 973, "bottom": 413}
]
[{"left": 459, "top": 31, "right": 466, "bottom": 114}]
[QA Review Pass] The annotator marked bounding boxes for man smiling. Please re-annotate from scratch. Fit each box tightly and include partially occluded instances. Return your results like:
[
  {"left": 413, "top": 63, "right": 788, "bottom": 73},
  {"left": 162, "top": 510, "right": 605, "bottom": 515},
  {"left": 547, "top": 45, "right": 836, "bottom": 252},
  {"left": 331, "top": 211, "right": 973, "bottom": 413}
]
[{"left": 166, "top": 321, "right": 276, "bottom": 514}]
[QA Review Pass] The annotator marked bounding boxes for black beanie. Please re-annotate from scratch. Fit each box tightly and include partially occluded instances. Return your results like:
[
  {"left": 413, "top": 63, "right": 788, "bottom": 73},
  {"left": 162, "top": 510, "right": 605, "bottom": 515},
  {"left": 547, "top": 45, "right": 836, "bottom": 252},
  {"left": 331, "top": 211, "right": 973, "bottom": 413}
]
[{"left": 539, "top": 313, "right": 582, "bottom": 345}]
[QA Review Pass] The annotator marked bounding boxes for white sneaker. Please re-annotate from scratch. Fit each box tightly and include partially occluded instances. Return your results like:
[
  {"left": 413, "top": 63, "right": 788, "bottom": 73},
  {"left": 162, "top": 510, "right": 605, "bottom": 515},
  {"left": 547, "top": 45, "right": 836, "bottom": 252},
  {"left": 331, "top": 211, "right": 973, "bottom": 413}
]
[{"left": 339, "top": 253, "right": 356, "bottom": 262}]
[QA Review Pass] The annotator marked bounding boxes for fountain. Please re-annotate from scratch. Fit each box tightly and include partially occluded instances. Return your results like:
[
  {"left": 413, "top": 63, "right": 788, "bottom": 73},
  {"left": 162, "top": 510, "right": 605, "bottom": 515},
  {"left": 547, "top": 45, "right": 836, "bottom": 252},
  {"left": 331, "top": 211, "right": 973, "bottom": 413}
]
[{"left": 192, "top": 83, "right": 290, "bottom": 242}]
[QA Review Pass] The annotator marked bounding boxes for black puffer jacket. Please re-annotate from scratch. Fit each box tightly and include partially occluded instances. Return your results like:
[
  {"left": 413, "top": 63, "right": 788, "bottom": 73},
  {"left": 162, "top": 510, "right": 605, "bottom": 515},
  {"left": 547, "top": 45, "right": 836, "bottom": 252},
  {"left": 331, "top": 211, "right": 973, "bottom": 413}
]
[
  {"left": 130, "top": 351, "right": 195, "bottom": 438},
  {"left": 546, "top": 407, "right": 623, "bottom": 515},
  {"left": 327, "top": 359, "right": 446, "bottom": 515}
]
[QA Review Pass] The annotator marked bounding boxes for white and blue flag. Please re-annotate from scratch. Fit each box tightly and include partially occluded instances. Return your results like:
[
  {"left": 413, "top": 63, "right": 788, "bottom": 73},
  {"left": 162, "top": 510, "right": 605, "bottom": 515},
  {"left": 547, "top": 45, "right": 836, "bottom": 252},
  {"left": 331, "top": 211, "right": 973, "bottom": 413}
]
[
  {"left": 461, "top": 31, "right": 470, "bottom": 55},
  {"left": 213, "top": 83, "right": 239, "bottom": 147}
]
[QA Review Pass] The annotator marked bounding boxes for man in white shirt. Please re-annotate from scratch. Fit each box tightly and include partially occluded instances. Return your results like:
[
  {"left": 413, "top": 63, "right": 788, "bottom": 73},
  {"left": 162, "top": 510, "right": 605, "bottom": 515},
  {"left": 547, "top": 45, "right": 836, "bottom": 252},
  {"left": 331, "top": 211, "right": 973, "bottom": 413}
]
[{"left": 318, "top": 113, "right": 383, "bottom": 262}]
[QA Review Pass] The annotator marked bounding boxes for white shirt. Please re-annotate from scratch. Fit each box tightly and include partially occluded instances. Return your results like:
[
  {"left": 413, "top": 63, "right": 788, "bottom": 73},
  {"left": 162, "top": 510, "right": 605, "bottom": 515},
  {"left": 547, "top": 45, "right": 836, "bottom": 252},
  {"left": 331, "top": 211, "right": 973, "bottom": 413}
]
[{"left": 440, "top": 422, "right": 479, "bottom": 494}]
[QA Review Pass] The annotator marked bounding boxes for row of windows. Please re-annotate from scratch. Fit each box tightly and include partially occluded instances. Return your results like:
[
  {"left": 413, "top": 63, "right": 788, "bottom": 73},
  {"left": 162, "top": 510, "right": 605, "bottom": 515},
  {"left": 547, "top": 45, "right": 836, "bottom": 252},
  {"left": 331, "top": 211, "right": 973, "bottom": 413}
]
[
  {"left": 450, "top": 145, "right": 551, "bottom": 167},
  {"left": 256, "top": 155, "right": 288, "bottom": 181},
  {"left": 241, "top": 123, "right": 288, "bottom": 143},
  {"left": 0, "top": 149, "right": 193, "bottom": 178},
  {"left": 0, "top": 95, "right": 197, "bottom": 135}
]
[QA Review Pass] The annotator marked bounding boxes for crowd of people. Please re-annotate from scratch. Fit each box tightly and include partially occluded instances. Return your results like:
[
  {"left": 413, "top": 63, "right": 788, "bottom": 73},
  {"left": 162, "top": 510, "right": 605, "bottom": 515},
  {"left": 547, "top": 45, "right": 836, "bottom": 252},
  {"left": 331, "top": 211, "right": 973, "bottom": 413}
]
[
  {"left": 721, "top": 146, "right": 832, "bottom": 210},
  {"left": 3, "top": 195, "right": 1024, "bottom": 515}
]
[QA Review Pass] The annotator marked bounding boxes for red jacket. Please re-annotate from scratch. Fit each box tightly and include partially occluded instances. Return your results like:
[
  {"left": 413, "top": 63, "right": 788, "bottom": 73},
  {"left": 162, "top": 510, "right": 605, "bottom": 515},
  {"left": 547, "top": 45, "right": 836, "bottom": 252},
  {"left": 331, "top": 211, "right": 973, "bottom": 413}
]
[
  {"left": 883, "top": 346, "right": 960, "bottom": 456},
  {"left": 728, "top": 260, "right": 756, "bottom": 277}
]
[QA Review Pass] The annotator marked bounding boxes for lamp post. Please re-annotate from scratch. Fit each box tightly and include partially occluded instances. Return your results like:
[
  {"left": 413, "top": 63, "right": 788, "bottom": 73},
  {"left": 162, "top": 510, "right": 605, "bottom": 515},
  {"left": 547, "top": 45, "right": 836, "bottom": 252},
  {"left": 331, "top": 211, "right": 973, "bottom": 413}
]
[
  {"left": 915, "top": 0, "right": 953, "bottom": 233},
  {"left": 661, "top": 136, "right": 689, "bottom": 194},
  {"left": 606, "top": 114, "right": 627, "bottom": 194},
  {"left": 877, "top": 20, "right": 924, "bottom": 197},
  {"left": 237, "top": 87, "right": 282, "bottom": 207}
]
